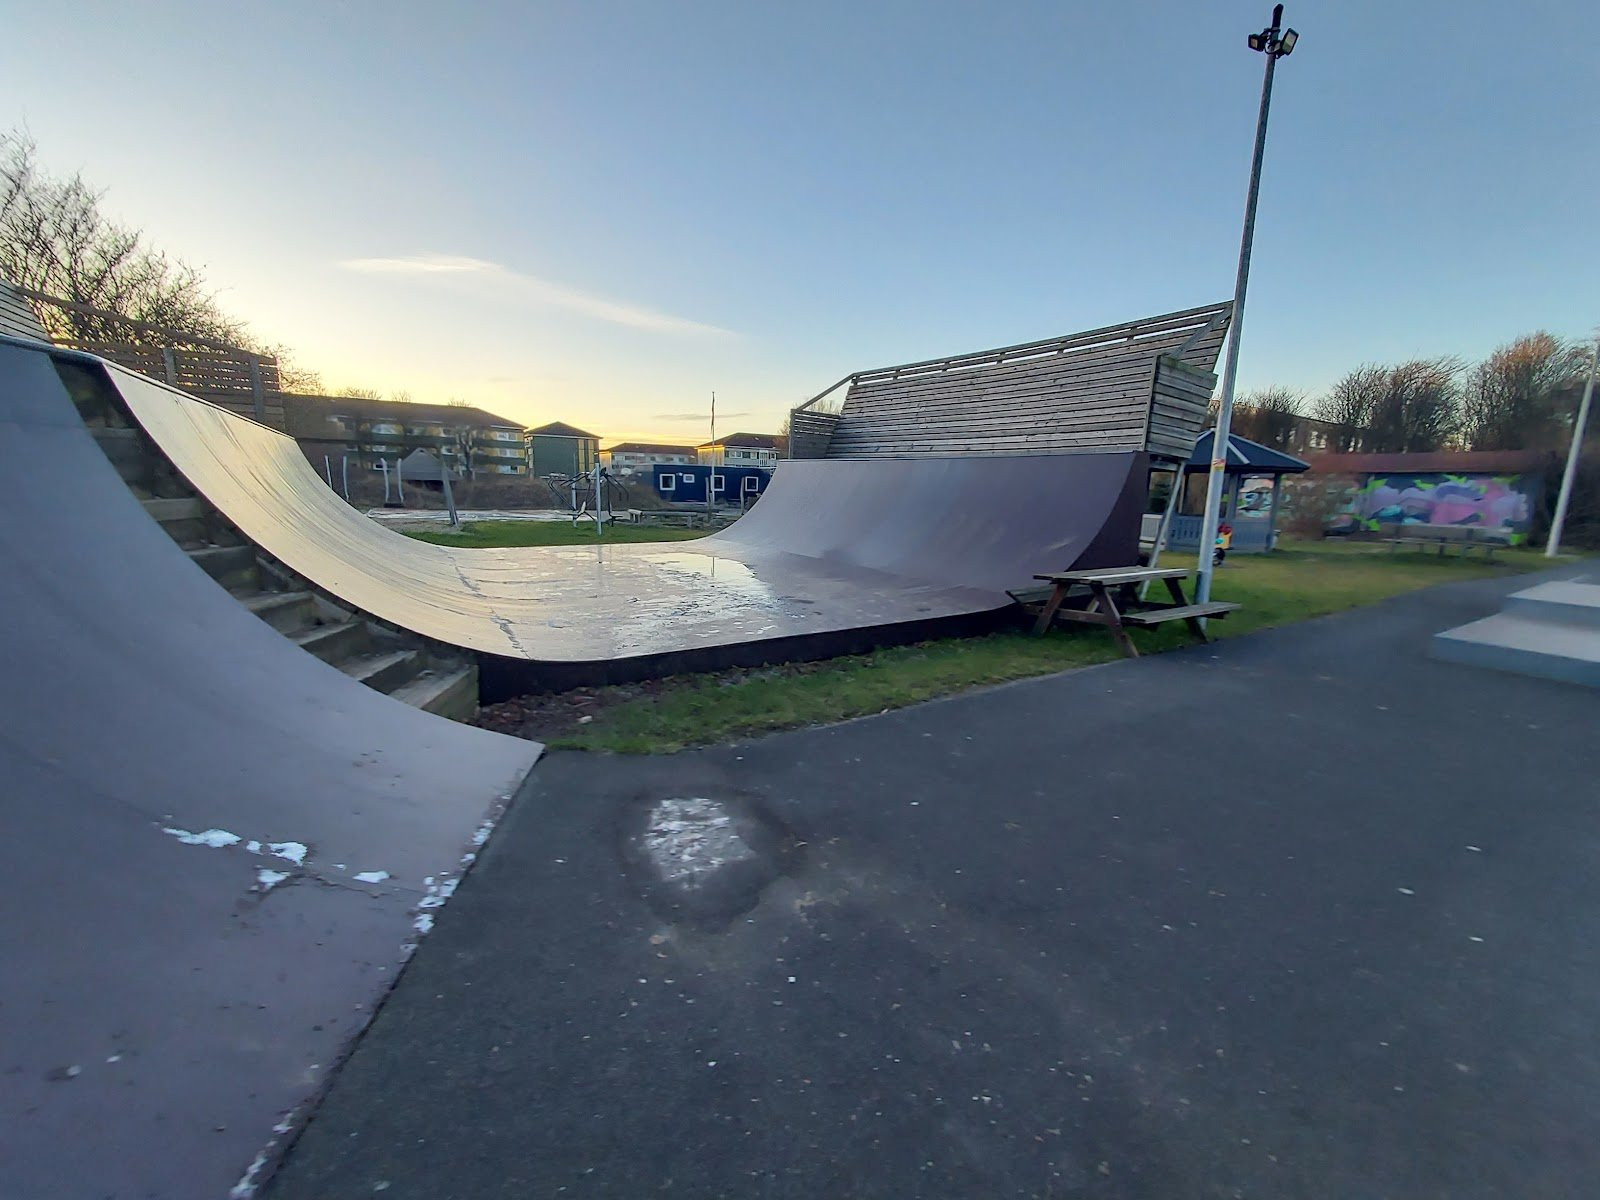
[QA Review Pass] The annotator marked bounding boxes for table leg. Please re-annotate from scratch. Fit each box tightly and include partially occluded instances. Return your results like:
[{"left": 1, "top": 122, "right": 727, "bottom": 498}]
[
  {"left": 1032, "top": 584, "right": 1069, "bottom": 635},
  {"left": 1093, "top": 583, "right": 1139, "bottom": 658},
  {"left": 1164, "top": 575, "right": 1209, "bottom": 642}
]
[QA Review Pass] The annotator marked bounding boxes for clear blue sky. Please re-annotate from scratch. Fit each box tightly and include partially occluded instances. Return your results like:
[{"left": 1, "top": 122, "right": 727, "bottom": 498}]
[{"left": 5, "top": 0, "right": 1597, "bottom": 442}]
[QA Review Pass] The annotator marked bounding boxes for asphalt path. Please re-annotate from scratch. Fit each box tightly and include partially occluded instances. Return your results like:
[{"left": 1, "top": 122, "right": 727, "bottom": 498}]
[{"left": 267, "top": 565, "right": 1600, "bottom": 1199}]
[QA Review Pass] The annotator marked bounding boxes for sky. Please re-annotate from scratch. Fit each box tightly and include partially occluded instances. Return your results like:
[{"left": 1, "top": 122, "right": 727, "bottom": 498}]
[{"left": 5, "top": 0, "right": 1597, "bottom": 444}]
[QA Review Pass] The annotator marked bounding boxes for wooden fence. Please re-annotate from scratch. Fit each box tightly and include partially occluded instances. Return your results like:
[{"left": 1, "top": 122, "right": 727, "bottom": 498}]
[{"left": 13, "top": 288, "right": 284, "bottom": 429}]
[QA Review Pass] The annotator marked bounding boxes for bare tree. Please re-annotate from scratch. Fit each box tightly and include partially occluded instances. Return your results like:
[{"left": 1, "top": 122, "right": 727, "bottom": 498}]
[
  {"left": 336, "top": 386, "right": 385, "bottom": 400},
  {"left": 1314, "top": 365, "right": 1385, "bottom": 452},
  {"left": 1367, "top": 357, "right": 1462, "bottom": 453},
  {"left": 1315, "top": 359, "right": 1460, "bottom": 453},
  {"left": 1229, "top": 386, "right": 1303, "bottom": 449},
  {"left": 0, "top": 130, "right": 319, "bottom": 389},
  {"left": 1462, "top": 332, "right": 1589, "bottom": 451}
]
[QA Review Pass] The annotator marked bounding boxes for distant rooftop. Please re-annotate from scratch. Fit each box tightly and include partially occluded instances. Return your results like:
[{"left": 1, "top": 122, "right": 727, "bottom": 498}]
[
  {"left": 288, "top": 394, "right": 521, "bottom": 430},
  {"left": 699, "top": 432, "right": 778, "bottom": 449},
  {"left": 1302, "top": 449, "right": 1554, "bottom": 474},
  {"left": 528, "top": 421, "right": 600, "bottom": 440},
  {"left": 605, "top": 441, "right": 697, "bottom": 456}
]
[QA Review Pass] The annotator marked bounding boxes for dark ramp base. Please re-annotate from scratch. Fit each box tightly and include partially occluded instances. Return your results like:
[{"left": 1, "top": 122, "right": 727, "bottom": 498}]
[
  {"left": 0, "top": 342, "right": 541, "bottom": 1200},
  {"left": 476, "top": 606, "right": 1014, "bottom": 700},
  {"left": 268, "top": 568, "right": 1600, "bottom": 1200}
]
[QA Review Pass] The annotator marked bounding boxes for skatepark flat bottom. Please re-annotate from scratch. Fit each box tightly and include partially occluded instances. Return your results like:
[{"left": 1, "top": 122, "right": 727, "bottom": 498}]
[{"left": 266, "top": 564, "right": 1600, "bottom": 1199}]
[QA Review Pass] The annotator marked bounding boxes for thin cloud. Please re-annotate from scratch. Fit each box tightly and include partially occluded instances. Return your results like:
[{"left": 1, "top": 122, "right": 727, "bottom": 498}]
[
  {"left": 339, "top": 253, "right": 732, "bottom": 337},
  {"left": 653, "top": 411, "right": 750, "bottom": 421}
]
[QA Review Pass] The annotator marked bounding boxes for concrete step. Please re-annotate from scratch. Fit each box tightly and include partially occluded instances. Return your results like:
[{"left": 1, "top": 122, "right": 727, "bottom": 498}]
[
  {"left": 1431, "top": 613, "right": 1600, "bottom": 688},
  {"left": 389, "top": 664, "right": 479, "bottom": 721},
  {"left": 340, "top": 649, "right": 423, "bottom": 694},
  {"left": 188, "top": 544, "right": 257, "bottom": 590},
  {"left": 1503, "top": 581, "right": 1600, "bottom": 629},
  {"left": 241, "top": 590, "right": 317, "bottom": 633},
  {"left": 289, "top": 618, "right": 371, "bottom": 665}
]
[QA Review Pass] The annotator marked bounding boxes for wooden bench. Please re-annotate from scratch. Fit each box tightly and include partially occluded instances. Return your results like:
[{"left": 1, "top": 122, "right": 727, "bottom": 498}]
[
  {"left": 1025, "top": 566, "right": 1239, "bottom": 657},
  {"left": 1378, "top": 523, "right": 1509, "bottom": 558}
]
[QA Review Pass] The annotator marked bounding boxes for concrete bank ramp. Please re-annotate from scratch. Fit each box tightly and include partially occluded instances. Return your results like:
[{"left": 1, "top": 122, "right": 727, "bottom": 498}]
[
  {"left": 106, "top": 363, "right": 1146, "bottom": 692},
  {"left": 0, "top": 342, "right": 543, "bottom": 1200},
  {"left": 1433, "top": 576, "right": 1600, "bottom": 686}
]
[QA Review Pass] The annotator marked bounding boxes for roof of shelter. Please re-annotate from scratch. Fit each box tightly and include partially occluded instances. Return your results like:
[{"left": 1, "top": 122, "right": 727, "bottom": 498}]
[{"left": 1184, "top": 431, "right": 1310, "bottom": 474}]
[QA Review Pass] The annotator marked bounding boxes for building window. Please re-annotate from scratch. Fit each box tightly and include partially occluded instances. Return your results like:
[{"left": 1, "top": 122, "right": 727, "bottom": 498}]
[
  {"left": 659, "top": 473, "right": 676, "bottom": 491},
  {"left": 712, "top": 473, "right": 726, "bottom": 493}
]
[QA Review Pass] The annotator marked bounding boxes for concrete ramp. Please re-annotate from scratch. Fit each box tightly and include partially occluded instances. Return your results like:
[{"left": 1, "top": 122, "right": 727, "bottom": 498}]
[
  {"left": 1432, "top": 577, "right": 1600, "bottom": 687},
  {"left": 0, "top": 343, "right": 542, "bottom": 1200},
  {"left": 104, "top": 362, "right": 1147, "bottom": 694}
]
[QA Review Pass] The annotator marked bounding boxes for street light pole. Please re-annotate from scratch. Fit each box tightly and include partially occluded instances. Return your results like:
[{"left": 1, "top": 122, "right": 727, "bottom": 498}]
[
  {"left": 1196, "top": 5, "right": 1298, "bottom": 608},
  {"left": 1547, "top": 338, "right": 1599, "bottom": 558}
]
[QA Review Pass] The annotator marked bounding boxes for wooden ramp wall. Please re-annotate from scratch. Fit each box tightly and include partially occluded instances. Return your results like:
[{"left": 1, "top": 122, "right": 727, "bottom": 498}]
[{"left": 796, "top": 302, "right": 1229, "bottom": 461}]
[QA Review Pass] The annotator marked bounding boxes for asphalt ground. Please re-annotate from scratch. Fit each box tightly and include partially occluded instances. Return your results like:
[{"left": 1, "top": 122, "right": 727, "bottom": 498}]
[{"left": 267, "top": 565, "right": 1600, "bottom": 1199}]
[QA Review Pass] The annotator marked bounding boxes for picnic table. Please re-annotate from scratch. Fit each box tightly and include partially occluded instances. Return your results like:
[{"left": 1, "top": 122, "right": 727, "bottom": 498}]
[{"left": 1026, "top": 565, "right": 1240, "bottom": 657}]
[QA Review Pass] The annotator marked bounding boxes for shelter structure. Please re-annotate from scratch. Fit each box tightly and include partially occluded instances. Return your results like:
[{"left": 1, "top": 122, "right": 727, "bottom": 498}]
[{"left": 1162, "top": 430, "right": 1310, "bottom": 554}]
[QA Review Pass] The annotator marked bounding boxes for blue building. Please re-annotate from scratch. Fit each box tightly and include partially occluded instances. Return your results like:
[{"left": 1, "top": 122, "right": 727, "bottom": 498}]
[{"left": 649, "top": 463, "right": 771, "bottom": 505}]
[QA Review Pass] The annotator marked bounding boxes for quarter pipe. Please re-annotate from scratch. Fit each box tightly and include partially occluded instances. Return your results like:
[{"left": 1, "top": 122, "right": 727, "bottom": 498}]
[{"left": 0, "top": 341, "right": 543, "bottom": 1200}]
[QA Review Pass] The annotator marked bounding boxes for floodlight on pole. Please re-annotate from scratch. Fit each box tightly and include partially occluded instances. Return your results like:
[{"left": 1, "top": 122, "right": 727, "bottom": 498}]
[
  {"left": 1547, "top": 337, "right": 1599, "bottom": 558},
  {"left": 1194, "top": 4, "right": 1300, "bottom": 613}
]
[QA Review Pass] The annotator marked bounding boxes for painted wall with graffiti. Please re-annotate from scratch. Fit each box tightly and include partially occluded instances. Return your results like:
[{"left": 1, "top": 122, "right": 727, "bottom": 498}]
[{"left": 1332, "top": 472, "right": 1539, "bottom": 539}]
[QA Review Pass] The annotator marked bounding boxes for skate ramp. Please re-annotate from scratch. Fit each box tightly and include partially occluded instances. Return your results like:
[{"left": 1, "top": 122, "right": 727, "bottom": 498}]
[
  {"left": 105, "top": 361, "right": 1146, "bottom": 676},
  {"left": 0, "top": 342, "right": 543, "bottom": 1200}
]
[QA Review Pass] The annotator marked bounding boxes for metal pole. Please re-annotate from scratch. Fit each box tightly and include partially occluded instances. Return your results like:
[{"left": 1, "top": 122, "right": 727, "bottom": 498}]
[
  {"left": 396, "top": 457, "right": 404, "bottom": 505},
  {"left": 708, "top": 391, "right": 716, "bottom": 524},
  {"left": 341, "top": 455, "right": 349, "bottom": 501},
  {"left": 324, "top": 454, "right": 332, "bottom": 488},
  {"left": 1196, "top": 35, "right": 1280, "bottom": 608},
  {"left": 1548, "top": 338, "right": 1599, "bottom": 557},
  {"left": 441, "top": 461, "right": 459, "bottom": 527},
  {"left": 1139, "top": 463, "right": 1185, "bottom": 600}
]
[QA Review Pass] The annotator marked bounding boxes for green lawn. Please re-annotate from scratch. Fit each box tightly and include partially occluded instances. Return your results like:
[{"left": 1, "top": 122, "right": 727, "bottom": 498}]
[
  {"left": 403, "top": 520, "right": 711, "bottom": 548},
  {"left": 459, "top": 534, "right": 1569, "bottom": 754}
]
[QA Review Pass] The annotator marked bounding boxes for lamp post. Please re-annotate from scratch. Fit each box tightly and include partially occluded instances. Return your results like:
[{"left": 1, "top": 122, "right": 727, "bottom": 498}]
[
  {"left": 1547, "top": 337, "right": 1599, "bottom": 558},
  {"left": 1195, "top": 4, "right": 1299, "bottom": 609}
]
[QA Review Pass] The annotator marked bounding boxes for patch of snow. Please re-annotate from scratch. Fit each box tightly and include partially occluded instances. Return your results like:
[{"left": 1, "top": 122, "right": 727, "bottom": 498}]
[
  {"left": 246, "top": 840, "right": 262, "bottom": 854},
  {"left": 352, "top": 871, "right": 390, "bottom": 884},
  {"left": 268, "top": 842, "right": 308, "bottom": 866},
  {"left": 163, "top": 827, "right": 240, "bottom": 848},
  {"left": 257, "top": 869, "right": 290, "bottom": 890},
  {"left": 413, "top": 913, "right": 435, "bottom": 934}
]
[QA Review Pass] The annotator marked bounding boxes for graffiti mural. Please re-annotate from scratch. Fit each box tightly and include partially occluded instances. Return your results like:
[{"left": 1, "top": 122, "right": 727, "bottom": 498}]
[{"left": 1343, "top": 473, "right": 1535, "bottom": 537}]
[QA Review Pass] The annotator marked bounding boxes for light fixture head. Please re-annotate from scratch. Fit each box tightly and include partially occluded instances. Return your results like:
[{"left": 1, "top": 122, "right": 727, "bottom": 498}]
[
  {"left": 1247, "top": 31, "right": 1266, "bottom": 51},
  {"left": 1277, "top": 28, "right": 1299, "bottom": 55}
]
